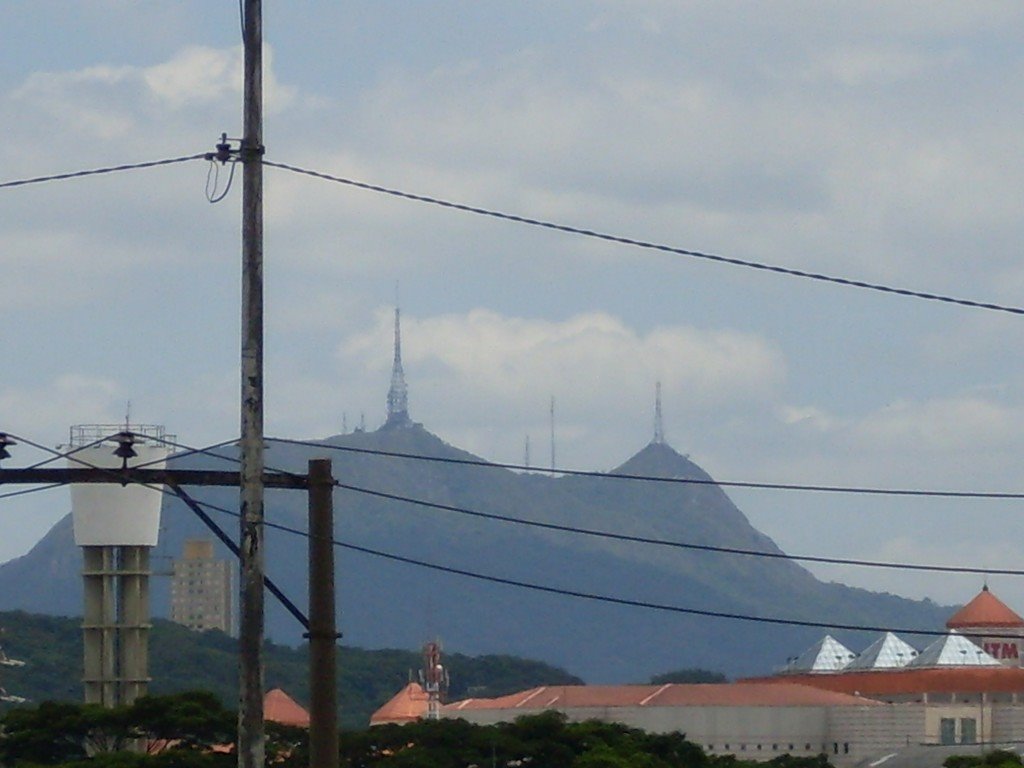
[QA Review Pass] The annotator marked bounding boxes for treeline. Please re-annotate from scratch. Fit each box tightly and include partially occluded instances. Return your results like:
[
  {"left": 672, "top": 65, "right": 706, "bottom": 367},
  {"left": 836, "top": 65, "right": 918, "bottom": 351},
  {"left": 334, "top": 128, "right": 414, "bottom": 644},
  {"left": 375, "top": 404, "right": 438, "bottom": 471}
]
[
  {"left": 0, "top": 692, "right": 834, "bottom": 768},
  {"left": 0, "top": 611, "right": 583, "bottom": 727}
]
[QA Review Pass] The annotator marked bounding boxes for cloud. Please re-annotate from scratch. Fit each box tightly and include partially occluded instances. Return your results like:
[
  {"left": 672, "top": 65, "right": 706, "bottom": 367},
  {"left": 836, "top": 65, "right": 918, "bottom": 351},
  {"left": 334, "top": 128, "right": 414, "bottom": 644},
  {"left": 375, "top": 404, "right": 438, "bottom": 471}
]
[
  {"left": 339, "top": 308, "right": 784, "bottom": 465},
  {"left": 0, "top": 374, "right": 123, "bottom": 443}
]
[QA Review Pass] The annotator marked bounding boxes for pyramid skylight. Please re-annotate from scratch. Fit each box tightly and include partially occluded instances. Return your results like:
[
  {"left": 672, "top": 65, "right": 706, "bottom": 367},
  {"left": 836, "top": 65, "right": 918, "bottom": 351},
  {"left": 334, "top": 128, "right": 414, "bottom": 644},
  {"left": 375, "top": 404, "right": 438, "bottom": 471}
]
[
  {"left": 909, "top": 632, "right": 1002, "bottom": 668},
  {"left": 846, "top": 632, "right": 918, "bottom": 671},
  {"left": 785, "top": 635, "right": 856, "bottom": 673}
]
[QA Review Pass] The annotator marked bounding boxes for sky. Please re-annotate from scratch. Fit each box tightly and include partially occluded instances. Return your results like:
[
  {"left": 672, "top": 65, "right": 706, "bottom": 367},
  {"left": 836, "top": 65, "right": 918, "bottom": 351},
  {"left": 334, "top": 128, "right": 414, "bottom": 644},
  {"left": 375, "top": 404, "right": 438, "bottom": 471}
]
[{"left": 2, "top": 1, "right": 1024, "bottom": 609}]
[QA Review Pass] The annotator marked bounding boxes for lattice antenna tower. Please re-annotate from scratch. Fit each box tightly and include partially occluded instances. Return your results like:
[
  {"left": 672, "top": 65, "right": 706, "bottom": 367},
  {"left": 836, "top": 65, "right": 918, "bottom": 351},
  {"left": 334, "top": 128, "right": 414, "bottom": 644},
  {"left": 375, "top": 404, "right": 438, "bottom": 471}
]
[
  {"left": 653, "top": 381, "right": 665, "bottom": 445},
  {"left": 385, "top": 303, "right": 411, "bottom": 428},
  {"left": 418, "top": 640, "right": 449, "bottom": 721}
]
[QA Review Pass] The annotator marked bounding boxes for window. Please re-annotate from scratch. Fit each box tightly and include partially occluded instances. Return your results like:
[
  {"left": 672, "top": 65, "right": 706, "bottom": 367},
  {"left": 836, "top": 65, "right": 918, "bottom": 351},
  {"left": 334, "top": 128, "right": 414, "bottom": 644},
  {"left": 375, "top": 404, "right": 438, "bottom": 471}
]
[
  {"left": 940, "top": 719, "right": 956, "bottom": 746},
  {"left": 960, "top": 719, "right": 977, "bottom": 745},
  {"left": 843, "top": 743, "right": 849, "bottom": 754}
]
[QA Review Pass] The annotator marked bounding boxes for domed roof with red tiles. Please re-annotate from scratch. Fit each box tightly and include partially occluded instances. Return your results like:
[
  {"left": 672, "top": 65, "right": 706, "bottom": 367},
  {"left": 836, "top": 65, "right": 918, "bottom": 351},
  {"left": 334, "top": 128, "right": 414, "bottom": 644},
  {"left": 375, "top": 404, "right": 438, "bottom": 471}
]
[{"left": 946, "top": 586, "right": 1024, "bottom": 630}]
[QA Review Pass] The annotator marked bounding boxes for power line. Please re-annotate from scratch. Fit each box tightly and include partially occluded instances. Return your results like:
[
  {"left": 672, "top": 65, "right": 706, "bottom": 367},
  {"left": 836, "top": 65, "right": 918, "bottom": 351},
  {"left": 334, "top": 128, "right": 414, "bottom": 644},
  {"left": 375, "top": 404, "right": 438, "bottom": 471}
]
[
  {"left": 8, "top": 431, "right": 1021, "bottom": 578},
  {"left": 0, "top": 154, "right": 206, "bottom": 190},
  {"left": 269, "top": 437, "right": 1024, "bottom": 500},
  {"left": 265, "top": 160, "right": 1024, "bottom": 318},
  {"left": 0, "top": 434, "right": 956, "bottom": 636},
  {"left": 0, "top": 483, "right": 67, "bottom": 502},
  {"left": 150, "top": 486, "right": 949, "bottom": 636},
  {"left": 333, "top": 480, "right": 1024, "bottom": 578}
]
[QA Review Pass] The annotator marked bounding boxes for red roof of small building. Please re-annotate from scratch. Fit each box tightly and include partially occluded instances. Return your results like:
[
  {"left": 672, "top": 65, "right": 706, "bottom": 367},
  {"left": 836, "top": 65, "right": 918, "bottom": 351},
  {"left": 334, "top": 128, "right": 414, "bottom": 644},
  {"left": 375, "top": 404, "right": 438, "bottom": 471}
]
[
  {"left": 947, "top": 587, "right": 1024, "bottom": 629},
  {"left": 444, "top": 683, "right": 878, "bottom": 712},
  {"left": 370, "top": 682, "right": 430, "bottom": 726},
  {"left": 264, "top": 688, "right": 311, "bottom": 728},
  {"left": 746, "top": 667, "right": 1024, "bottom": 697}
]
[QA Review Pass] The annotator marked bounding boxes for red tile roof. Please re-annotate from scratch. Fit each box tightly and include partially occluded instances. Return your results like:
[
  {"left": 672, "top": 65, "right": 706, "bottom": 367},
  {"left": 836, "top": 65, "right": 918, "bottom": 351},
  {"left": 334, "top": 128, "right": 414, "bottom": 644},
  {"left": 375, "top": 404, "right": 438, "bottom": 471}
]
[
  {"left": 444, "top": 683, "right": 877, "bottom": 712},
  {"left": 264, "top": 688, "right": 310, "bottom": 728},
  {"left": 947, "top": 587, "right": 1024, "bottom": 629},
  {"left": 746, "top": 667, "right": 1024, "bottom": 697},
  {"left": 370, "top": 682, "right": 430, "bottom": 726}
]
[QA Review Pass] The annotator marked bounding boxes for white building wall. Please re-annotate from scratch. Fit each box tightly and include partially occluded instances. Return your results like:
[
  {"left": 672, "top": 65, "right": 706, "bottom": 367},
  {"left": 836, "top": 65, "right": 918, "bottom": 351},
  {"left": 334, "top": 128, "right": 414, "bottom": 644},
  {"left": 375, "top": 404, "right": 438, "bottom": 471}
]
[{"left": 828, "top": 705, "right": 925, "bottom": 761}]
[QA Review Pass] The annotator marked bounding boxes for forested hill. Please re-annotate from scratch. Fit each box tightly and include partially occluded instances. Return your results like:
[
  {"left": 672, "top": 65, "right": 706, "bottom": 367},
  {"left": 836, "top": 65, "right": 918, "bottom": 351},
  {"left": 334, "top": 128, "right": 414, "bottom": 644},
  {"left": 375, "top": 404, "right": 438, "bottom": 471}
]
[
  {"left": 0, "top": 424, "right": 952, "bottom": 681},
  {"left": 0, "top": 611, "right": 581, "bottom": 728}
]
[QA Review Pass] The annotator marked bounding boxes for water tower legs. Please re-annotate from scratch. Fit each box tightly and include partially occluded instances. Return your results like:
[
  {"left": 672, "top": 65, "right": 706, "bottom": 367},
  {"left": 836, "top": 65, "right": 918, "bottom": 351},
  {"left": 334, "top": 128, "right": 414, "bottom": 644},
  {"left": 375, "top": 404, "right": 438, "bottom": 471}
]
[{"left": 81, "top": 545, "right": 151, "bottom": 707}]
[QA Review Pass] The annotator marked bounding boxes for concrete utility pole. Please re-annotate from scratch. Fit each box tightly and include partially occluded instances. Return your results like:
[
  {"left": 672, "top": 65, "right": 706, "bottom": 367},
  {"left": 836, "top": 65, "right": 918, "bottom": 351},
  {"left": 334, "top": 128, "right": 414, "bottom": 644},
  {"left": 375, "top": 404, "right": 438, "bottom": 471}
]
[
  {"left": 307, "top": 459, "right": 339, "bottom": 768},
  {"left": 239, "top": 1, "right": 266, "bottom": 767}
]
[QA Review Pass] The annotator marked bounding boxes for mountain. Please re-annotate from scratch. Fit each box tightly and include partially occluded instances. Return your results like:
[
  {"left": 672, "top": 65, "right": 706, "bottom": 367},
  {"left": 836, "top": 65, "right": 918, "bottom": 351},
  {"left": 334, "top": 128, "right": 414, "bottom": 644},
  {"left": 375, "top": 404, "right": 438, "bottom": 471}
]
[
  {"left": 0, "top": 610, "right": 582, "bottom": 728},
  {"left": 0, "top": 424, "right": 951, "bottom": 682}
]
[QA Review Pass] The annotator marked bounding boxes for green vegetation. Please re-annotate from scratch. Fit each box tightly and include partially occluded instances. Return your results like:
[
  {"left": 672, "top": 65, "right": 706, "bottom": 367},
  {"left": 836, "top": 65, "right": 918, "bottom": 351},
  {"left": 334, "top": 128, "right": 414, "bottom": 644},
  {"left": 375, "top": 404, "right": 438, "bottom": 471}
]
[
  {"left": 648, "top": 669, "right": 727, "bottom": 685},
  {"left": 0, "top": 696, "right": 836, "bottom": 768},
  {"left": 0, "top": 611, "right": 582, "bottom": 728},
  {"left": 945, "top": 751, "right": 1023, "bottom": 768}
]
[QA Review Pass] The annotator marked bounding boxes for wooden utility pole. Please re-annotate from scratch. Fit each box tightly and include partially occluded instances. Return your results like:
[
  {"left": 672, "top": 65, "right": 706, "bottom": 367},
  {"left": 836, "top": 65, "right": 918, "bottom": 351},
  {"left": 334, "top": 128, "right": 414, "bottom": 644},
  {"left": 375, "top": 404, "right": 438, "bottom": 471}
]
[
  {"left": 307, "top": 459, "right": 339, "bottom": 768},
  {"left": 239, "top": 0, "right": 266, "bottom": 767}
]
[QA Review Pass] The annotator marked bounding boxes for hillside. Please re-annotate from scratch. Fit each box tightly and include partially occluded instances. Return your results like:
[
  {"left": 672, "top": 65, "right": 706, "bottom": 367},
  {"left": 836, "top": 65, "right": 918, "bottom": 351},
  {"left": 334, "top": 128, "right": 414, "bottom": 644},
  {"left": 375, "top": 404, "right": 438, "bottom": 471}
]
[
  {"left": 0, "top": 611, "right": 581, "bottom": 728},
  {"left": 0, "top": 424, "right": 953, "bottom": 681}
]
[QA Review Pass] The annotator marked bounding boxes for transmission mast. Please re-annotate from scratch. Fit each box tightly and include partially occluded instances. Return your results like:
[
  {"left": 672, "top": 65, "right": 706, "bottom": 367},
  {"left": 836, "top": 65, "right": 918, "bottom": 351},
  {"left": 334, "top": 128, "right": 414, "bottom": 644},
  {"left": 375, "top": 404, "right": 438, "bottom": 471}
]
[
  {"left": 653, "top": 381, "right": 665, "bottom": 444},
  {"left": 418, "top": 641, "right": 450, "bottom": 720}
]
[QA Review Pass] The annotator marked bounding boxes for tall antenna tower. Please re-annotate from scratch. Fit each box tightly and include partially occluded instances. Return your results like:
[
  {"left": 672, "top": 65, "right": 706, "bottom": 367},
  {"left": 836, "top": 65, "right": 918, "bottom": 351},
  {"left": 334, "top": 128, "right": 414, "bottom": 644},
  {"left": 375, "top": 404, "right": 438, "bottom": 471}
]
[
  {"left": 418, "top": 640, "right": 449, "bottom": 720},
  {"left": 524, "top": 435, "right": 531, "bottom": 469},
  {"left": 385, "top": 305, "right": 411, "bottom": 428},
  {"left": 653, "top": 381, "right": 665, "bottom": 444},
  {"left": 549, "top": 397, "right": 556, "bottom": 472}
]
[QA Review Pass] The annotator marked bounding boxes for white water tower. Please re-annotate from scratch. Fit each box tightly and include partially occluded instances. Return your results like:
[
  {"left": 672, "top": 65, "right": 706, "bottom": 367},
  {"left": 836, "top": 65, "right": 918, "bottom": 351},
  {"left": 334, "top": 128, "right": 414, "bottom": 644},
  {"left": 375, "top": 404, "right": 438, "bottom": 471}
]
[{"left": 68, "top": 424, "right": 170, "bottom": 707}]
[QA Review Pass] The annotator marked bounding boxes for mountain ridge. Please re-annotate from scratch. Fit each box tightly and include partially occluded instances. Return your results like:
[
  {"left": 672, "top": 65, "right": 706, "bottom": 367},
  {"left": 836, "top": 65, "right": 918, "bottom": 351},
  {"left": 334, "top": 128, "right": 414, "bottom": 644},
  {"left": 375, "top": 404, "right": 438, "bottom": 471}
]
[{"left": 0, "top": 423, "right": 952, "bottom": 682}]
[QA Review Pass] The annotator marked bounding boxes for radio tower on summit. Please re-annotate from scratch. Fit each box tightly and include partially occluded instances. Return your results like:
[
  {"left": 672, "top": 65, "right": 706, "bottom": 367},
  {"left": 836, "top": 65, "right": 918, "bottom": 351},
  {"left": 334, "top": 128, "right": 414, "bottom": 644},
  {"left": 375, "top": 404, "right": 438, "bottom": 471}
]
[{"left": 385, "top": 305, "right": 411, "bottom": 428}]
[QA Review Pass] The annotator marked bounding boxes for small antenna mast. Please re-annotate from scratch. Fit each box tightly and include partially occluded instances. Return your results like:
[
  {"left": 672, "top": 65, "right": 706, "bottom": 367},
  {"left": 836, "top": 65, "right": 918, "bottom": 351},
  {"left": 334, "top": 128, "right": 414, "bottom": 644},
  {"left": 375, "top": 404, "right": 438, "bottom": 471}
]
[
  {"left": 549, "top": 396, "right": 556, "bottom": 472},
  {"left": 653, "top": 382, "right": 665, "bottom": 444},
  {"left": 524, "top": 435, "right": 531, "bottom": 469}
]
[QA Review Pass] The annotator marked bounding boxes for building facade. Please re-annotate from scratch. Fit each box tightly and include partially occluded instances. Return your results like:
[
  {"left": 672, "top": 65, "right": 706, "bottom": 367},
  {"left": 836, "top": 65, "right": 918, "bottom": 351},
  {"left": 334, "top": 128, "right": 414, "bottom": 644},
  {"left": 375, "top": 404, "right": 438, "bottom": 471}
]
[{"left": 169, "top": 539, "right": 232, "bottom": 634}]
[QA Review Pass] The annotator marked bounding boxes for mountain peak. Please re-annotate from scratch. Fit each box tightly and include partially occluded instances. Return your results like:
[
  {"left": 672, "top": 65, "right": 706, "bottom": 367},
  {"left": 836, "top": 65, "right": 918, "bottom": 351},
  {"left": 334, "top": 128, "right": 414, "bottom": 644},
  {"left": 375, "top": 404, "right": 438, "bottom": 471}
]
[{"left": 611, "top": 440, "right": 712, "bottom": 482}]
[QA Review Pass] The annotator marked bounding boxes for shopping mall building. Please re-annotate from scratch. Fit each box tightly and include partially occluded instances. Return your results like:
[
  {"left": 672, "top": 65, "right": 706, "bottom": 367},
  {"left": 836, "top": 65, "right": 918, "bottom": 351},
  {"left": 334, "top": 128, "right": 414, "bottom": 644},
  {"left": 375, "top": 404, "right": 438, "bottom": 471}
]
[{"left": 372, "top": 587, "right": 1024, "bottom": 764}]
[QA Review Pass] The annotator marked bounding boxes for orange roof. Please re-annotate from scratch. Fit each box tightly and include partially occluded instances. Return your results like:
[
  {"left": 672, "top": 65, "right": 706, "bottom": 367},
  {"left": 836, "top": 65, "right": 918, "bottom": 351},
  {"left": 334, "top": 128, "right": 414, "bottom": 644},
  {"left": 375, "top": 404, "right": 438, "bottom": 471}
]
[
  {"left": 370, "top": 682, "right": 430, "bottom": 726},
  {"left": 444, "top": 683, "right": 877, "bottom": 712},
  {"left": 264, "top": 688, "right": 310, "bottom": 728},
  {"left": 746, "top": 667, "right": 1024, "bottom": 697},
  {"left": 947, "top": 587, "right": 1024, "bottom": 629}
]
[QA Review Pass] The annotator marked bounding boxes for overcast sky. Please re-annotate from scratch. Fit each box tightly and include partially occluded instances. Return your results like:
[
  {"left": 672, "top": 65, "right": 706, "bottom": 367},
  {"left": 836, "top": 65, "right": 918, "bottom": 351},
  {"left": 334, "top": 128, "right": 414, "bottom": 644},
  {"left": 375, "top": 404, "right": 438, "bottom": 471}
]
[{"left": 2, "top": 2, "right": 1024, "bottom": 609}]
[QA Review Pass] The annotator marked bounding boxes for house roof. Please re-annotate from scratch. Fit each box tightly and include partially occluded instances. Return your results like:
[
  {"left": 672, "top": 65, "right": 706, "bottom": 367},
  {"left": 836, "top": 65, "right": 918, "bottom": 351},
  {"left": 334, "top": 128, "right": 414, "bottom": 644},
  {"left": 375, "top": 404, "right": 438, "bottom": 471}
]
[
  {"left": 847, "top": 632, "right": 918, "bottom": 671},
  {"left": 444, "top": 683, "right": 878, "bottom": 712},
  {"left": 370, "top": 682, "right": 430, "bottom": 726},
  {"left": 782, "top": 635, "right": 857, "bottom": 674},
  {"left": 947, "top": 587, "right": 1024, "bottom": 630},
  {"left": 264, "top": 688, "right": 310, "bottom": 728},
  {"left": 746, "top": 666, "right": 1024, "bottom": 697}
]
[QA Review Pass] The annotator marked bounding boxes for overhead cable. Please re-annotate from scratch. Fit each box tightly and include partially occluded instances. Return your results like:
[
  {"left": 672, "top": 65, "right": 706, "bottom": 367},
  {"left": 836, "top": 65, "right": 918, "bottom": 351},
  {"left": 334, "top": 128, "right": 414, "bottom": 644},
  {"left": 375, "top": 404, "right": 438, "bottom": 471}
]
[
  {"left": 269, "top": 437, "right": 1024, "bottom": 500},
  {"left": 0, "top": 433, "right": 962, "bottom": 636},
  {"left": 0, "top": 483, "right": 68, "bottom": 502},
  {"left": 0, "top": 154, "right": 207, "bottom": 190},
  {"left": 191, "top": 495, "right": 950, "bottom": 638},
  {"left": 333, "top": 479, "right": 1024, "bottom": 577},
  {"left": 265, "top": 160, "right": 1024, "bottom": 317}
]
